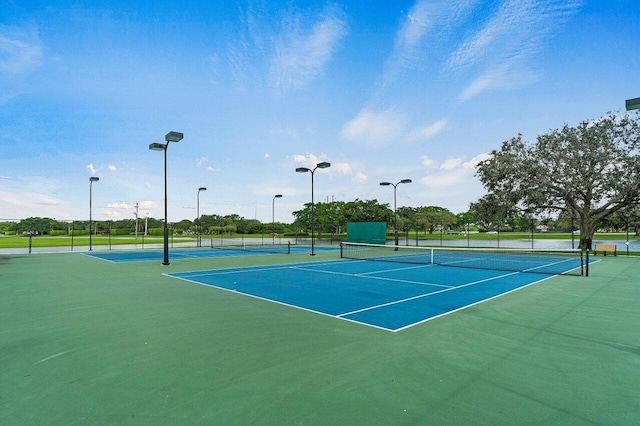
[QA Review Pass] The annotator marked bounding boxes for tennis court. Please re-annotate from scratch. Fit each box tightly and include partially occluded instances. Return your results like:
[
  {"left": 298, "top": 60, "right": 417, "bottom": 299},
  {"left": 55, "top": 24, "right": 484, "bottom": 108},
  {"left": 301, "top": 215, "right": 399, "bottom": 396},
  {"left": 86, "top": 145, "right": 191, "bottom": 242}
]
[
  {"left": 85, "top": 243, "right": 337, "bottom": 263},
  {"left": 167, "top": 244, "right": 587, "bottom": 331},
  {"left": 2, "top": 250, "right": 638, "bottom": 424}
]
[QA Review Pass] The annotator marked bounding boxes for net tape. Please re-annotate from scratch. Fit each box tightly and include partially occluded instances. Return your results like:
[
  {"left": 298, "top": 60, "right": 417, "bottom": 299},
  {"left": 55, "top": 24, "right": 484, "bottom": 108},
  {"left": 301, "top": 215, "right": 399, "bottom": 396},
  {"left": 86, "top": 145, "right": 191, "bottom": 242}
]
[
  {"left": 210, "top": 238, "right": 291, "bottom": 254},
  {"left": 340, "top": 242, "right": 584, "bottom": 276}
]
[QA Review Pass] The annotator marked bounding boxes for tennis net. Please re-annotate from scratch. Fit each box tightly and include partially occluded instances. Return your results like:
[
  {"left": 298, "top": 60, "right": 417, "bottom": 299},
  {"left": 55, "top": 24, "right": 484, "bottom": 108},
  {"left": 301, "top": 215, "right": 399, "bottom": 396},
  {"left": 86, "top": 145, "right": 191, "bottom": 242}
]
[
  {"left": 340, "top": 242, "right": 584, "bottom": 276},
  {"left": 210, "top": 238, "right": 292, "bottom": 254}
]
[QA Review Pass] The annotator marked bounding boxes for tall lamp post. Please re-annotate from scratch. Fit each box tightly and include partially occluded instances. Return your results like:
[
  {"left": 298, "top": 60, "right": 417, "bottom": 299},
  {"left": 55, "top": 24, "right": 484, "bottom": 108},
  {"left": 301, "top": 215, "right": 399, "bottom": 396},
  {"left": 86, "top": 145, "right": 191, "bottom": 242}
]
[
  {"left": 89, "top": 176, "right": 99, "bottom": 251},
  {"left": 380, "top": 179, "right": 411, "bottom": 246},
  {"left": 149, "top": 131, "right": 183, "bottom": 265},
  {"left": 272, "top": 194, "right": 282, "bottom": 244},
  {"left": 197, "top": 187, "right": 207, "bottom": 247},
  {"left": 296, "top": 162, "right": 331, "bottom": 255}
]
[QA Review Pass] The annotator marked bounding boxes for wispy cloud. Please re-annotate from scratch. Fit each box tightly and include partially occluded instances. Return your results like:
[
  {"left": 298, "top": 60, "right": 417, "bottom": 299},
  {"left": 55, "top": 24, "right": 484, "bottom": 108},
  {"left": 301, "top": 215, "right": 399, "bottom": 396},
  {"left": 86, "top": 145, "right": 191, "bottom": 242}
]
[
  {"left": 419, "top": 153, "right": 490, "bottom": 189},
  {"left": 0, "top": 24, "right": 43, "bottom": 75},
  {"left": 449, "top": 0, "right": 582, "bottom": 101},
  {"left": 379, "top": 0, "right": 477, "bottom": 90},
  {"left": 270, "top": 6, "right": 347, "bottom": 94},
  {"left": 340, "top": 108, "right": 408, "bottom": 146},
  {"left": 408, "top": 119, "right": 448, "bottom": 141},
  {"left": 341, "top": 110, "right": 447, "bottom": 146},
  {"left": 229, "top": 4, "right": 347, "bottom": 95},
  {"left": 86, "top": 163, "right": 96, "bottom": 175}
]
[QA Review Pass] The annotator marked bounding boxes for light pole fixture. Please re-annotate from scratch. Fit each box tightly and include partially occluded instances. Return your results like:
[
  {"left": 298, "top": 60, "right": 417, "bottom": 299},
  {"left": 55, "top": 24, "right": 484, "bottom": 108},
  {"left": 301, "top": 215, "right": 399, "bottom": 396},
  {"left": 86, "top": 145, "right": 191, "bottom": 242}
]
[
  {"left": 380, "top": 178, "right": 411, "bottom": 246},
  {"left": 296, "top": 161, "right": 331, "bottom": 255},
  {"left": 89, "top": 176, "right": 99, "bottom": 251},
  {"left": 149, "top": 130, "right": 183, "bottom": 265},
  {"left": 197, "top": 187, "right": 206, "bottom": 247},
  {"left": 272, "top": 194, "right": 282, "bottom": 244}
]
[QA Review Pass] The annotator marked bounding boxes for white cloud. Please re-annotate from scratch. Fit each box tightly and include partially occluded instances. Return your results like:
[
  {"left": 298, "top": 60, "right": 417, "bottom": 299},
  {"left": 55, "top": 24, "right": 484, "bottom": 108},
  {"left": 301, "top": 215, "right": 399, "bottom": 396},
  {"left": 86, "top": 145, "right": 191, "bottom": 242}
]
[
  {"left": 330, "top": 162, "right": 352, "bottom": 175},
  {"left": 264, "top": 153, "right": 270, "bottom": 159},
  {"left": 0, "top": 24, "right": 43, "bottom": 75},
  {"left": 106, "top": 202, "right": 130, "bottom": 209},
  {"left": 86, "top": 163, "right": 96, "bottom": 175},
  {"left": 196, "top": 157, "right": 208, "bottom": 167},
  {"left": 449, "top": 0, "right": 582, "bottom": 101},
  {"left": 229, "top": 4, "right": 346, "bottom": 94},
  {"left": 440, "top": 157, "right": 463, "bottom": 170},
  {"left": 340, "top": 108, "right": 408, "bottom": 146},
  {"left": 409, "top": 119, "right": 448, "bottom": 141},
  {"left": 463, "top": 152, "right": 492, "bottom": 169},
  {"left": 269, "top": 7, "right": 347, "bottom": 94},
  {"left": 418, "top": 152, "right": 490, "bottom": 190},
  {"left": 380, "top": 0, "right": 477, "bottom": 89},
  {"left": 292, "top": 153, "right": 329, "bottom": 169},
  {"left": 353, "top": 171, "right": 368, "bottom": 184},
  {"left": 420, "top": 155, "right": 437, "bottom": 168},
  {"left": 108, "top": 164, "right": 117, "bottom": 171}
]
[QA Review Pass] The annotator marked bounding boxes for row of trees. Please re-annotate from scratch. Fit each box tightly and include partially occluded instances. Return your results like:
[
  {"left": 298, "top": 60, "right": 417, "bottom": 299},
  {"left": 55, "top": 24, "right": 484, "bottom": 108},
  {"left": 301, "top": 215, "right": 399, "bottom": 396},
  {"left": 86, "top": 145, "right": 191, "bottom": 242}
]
[
  {"left": 3, "top": 113, "right": 639, "bottom": 249},
  {"left": 3, "top": 199, "right": 638, "bottom": 240}
]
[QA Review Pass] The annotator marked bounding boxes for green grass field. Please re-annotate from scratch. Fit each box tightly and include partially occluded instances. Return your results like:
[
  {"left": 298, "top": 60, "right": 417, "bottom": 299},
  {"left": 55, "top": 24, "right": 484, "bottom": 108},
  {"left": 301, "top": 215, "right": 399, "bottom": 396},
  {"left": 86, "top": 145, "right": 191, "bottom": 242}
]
[
  {"left": 1, "top": 250, "right": 638, "bottom": 424},
  {"left": 1, "top": 231, "right": 638, "bottom": 250}
]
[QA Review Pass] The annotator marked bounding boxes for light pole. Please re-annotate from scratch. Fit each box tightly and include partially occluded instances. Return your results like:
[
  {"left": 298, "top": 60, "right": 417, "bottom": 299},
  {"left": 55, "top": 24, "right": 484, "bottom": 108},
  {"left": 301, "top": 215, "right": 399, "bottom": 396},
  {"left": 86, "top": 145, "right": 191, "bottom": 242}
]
[
  {"left": 272, "top": 194, "right": 282, "bottom": 244},
  {"left": 89, "top": 176, "right": 99, "bottom": 251},
  {"left": 197, "top": 187, "right": 207, "bottom": 247},
  {"left": 149, "top": 131, "right": 183, "bottom": 265},
  {"left": 380, "top": 179, "right": 411, "bottom": 246},
  {"left": 296, "top": 162, "right": 331, "bottom": 255}
]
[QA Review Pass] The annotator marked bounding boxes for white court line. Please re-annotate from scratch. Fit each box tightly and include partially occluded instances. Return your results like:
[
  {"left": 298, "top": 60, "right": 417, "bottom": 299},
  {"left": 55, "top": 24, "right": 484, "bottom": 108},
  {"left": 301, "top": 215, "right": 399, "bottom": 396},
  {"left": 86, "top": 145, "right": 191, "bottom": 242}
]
[
  {"left": 167, "top": 273, "right": 394, "bottom": 332},
  {"left": 338, "top": 270, "right": 520, "bottom": 318},
  {"left": 393, "top": 274, "right": 557, "bottom": 332},
  {"left": 290, "top": 265, "right": 453, "bottom": 289}
]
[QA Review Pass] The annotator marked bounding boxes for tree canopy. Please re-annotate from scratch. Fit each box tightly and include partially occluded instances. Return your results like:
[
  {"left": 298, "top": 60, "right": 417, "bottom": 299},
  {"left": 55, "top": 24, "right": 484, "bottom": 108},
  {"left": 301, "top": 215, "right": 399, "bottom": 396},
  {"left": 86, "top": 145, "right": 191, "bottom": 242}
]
[{"left": 476, "top": 112, "right": 640, "bottom": 249}]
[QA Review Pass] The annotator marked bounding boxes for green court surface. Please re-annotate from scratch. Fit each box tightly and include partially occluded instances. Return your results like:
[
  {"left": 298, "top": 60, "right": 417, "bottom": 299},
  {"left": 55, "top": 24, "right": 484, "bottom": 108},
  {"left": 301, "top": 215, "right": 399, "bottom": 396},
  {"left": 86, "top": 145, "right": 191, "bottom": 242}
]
[{"left": 1, "top": 250, "right": 638, "bottom": 424}]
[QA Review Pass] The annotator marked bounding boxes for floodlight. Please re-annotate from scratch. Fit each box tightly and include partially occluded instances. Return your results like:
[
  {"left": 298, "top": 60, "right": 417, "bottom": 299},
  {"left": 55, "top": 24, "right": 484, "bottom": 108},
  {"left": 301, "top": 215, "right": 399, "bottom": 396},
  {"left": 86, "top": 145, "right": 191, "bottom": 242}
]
[
  {"left": 165, "top": 131, "right": 184, "bottom": 143},
  {"left": 149, "top": 142, "right": 165, "bottom": 151}
]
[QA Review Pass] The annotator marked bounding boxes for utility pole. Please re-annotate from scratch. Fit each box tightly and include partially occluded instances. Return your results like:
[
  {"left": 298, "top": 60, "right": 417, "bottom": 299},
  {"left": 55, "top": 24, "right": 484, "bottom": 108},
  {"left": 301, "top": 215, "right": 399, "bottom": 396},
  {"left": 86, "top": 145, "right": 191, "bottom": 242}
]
[{"left": 134, "top": 202, "right": 139, "bottom": 239}]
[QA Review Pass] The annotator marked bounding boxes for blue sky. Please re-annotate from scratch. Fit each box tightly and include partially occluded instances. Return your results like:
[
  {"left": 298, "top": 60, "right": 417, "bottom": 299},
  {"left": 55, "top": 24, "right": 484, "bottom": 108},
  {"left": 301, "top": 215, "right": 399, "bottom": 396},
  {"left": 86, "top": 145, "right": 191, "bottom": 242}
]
[{"left": 1, "top": 0, "right": 639, "bottom": 224}]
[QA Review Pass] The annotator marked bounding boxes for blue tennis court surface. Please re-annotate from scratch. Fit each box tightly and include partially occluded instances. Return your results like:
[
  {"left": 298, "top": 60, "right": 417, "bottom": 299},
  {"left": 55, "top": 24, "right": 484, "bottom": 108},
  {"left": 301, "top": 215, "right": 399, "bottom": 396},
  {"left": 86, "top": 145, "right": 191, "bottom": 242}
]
[
  {"left": 167, "top": 259, "right": 560, "bottom": 332},
  {"left": 85, "top": 245, "right": 337, "bottom": 263}
]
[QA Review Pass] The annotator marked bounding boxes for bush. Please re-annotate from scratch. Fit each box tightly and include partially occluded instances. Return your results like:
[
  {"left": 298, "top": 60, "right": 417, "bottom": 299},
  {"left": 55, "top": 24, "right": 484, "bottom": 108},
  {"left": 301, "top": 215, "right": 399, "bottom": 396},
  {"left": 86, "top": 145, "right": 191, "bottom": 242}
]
[
  {"left": 50, "top": 230, "right": 67, "bottom": 236},
  {"left": 147, "top": 228, "right": 164, "bottom": 236},
  {"left": 111, "top": 228, "right": 135, "bottom": 236}
]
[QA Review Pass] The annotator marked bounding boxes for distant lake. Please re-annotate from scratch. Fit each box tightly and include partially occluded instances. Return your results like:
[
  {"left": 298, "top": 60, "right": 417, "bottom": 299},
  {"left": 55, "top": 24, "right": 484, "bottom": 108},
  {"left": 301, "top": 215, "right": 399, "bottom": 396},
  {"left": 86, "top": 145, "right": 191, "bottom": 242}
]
[{"left": 402, "top": 238, "right": 640, "bottom": 252}]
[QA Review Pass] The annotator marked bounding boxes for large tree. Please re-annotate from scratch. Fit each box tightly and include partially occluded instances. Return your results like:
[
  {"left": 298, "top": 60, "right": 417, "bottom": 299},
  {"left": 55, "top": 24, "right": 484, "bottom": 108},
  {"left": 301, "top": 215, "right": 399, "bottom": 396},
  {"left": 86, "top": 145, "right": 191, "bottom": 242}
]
[{"left": 476, "top": 112, "right": 640, "bottom": 250}]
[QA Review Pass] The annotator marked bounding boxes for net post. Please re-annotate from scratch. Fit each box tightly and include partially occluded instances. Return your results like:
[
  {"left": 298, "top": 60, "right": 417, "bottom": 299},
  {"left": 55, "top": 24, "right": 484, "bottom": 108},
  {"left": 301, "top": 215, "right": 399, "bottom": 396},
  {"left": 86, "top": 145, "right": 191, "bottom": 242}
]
[
  {"left": 585, "top": 250, "right": 589, "bottom": 277},
  {"left": 287, "top": 241, "right": 291, "bottom": 254},
  {"left": 340, "top": 242, "right": 344, "bottom": 258}
]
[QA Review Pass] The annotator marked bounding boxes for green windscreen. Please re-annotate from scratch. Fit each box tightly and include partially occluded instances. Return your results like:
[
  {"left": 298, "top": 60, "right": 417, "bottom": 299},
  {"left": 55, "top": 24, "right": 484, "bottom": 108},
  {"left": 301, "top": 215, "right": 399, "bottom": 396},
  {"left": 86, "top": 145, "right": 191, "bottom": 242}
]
[{"left": 346, "top": 222, "right": 387, "bottom": 245}]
